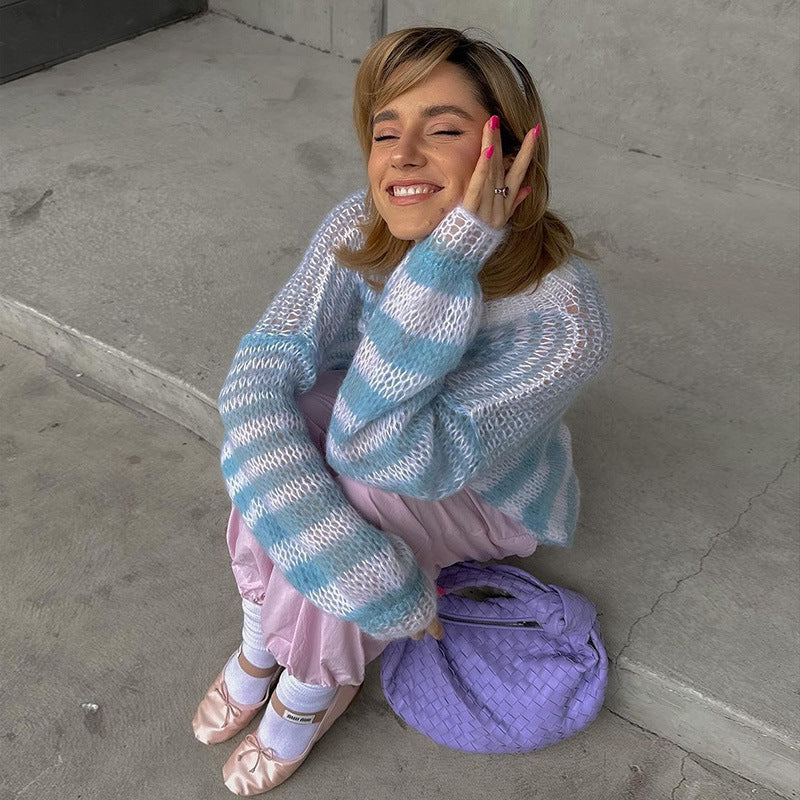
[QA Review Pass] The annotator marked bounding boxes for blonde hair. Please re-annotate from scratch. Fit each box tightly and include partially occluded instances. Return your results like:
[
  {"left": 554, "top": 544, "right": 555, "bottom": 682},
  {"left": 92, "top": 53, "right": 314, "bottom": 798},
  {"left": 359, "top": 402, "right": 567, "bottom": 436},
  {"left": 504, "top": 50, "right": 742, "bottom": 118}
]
[{"left": 335, "top": 27, "right": 594, "bottom": 300}]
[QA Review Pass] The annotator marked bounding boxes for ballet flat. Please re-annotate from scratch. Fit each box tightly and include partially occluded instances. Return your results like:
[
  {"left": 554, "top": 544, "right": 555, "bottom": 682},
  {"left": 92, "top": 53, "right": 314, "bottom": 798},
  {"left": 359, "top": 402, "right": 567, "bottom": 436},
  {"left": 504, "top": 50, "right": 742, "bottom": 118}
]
[
  {"left": 222, "top": 682, "right": 363, "bottom": 795},
  {"left": 192, "top": 650, "right": 282, "bottom": 745}
]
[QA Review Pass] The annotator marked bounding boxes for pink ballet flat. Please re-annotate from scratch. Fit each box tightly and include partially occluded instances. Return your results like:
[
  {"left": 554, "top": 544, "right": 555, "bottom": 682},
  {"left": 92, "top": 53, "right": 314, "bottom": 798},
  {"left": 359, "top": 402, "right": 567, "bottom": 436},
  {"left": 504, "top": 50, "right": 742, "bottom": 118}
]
[
  {"left": 192, "top": 650, "right": 282, "bottom": 745},
  {"left": 222, "top": 682, "right": 363, "bottom": 795}
]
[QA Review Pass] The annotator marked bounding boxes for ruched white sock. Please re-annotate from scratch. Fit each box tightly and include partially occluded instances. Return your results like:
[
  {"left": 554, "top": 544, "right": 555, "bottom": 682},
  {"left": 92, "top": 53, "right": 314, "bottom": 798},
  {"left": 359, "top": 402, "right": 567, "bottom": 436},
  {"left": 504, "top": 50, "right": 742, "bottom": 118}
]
[
  {"left": 240, "top": 598, "right": 277, "bottom": 669},
  {"left": 257, "top": 672, "right": 338, "bottom": 760},
  {"left": 223, "top": 598, "right": 278, "bottom": 705}
]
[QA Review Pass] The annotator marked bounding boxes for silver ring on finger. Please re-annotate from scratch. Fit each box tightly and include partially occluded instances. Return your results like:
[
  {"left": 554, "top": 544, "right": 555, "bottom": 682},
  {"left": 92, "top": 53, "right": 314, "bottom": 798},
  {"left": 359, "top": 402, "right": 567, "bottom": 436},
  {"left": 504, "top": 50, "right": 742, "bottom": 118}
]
[{"left": 494, "top": 186, "right": 510, "bottom": 197}]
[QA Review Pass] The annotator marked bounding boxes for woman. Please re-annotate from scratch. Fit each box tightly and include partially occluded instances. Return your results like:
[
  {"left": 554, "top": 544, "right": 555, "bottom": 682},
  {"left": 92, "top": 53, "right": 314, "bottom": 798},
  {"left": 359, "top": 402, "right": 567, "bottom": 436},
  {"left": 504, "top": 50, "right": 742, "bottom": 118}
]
[{"left": 193, "top": 26, "right": 612, "bottom": 795}]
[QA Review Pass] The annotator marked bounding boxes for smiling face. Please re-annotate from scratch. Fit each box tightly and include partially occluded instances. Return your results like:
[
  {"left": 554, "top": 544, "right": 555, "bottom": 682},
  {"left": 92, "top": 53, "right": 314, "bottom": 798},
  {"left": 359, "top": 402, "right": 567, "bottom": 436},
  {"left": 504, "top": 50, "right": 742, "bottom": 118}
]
[{"left": 367, "top": 61, "right": 491, "bottom": 242}]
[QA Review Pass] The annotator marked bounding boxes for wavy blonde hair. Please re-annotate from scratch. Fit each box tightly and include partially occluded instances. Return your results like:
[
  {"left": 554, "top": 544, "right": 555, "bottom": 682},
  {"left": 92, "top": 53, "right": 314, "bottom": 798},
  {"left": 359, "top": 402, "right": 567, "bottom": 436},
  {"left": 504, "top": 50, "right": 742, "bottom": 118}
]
[{"left": 335, "top": 27, "right": 594, "bottom": 301}]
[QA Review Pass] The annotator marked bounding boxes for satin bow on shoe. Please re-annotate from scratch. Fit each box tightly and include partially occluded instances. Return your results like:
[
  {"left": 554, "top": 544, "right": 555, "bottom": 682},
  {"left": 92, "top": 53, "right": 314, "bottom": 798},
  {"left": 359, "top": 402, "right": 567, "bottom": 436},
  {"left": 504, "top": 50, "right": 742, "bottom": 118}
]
[
  {"left": 222, "top": 683, "right": 363, "bottom": 796},
  {"left": 215, "top": 682, "right": 247, "bottom": 729},
  {"left": 237, "top": 734, "right": 277, "bottom": 773},
  {"left": 192, "top": 652, "right": 281, "bottom": 746}
]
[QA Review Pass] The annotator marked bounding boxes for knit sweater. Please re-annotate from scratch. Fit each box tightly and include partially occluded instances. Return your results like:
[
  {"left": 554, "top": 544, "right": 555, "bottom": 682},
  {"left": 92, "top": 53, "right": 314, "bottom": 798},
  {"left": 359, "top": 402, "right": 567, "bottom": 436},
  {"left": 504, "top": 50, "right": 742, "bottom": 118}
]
[{"left": 218, "top": 189, "right": 612, "bottom": 641}]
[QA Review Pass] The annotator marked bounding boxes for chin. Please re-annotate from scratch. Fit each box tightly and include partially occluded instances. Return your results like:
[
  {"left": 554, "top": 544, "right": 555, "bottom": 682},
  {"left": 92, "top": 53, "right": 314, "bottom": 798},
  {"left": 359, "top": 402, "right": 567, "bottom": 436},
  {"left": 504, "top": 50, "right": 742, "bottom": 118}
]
[
  {"left": 373, "top": 192, "right": 460, "bottom": 241},
  {"left": 381, "top": 209, "right": 450, "bottom": 242},
  {"left": 387, "top": 222, "right": 435, "bottom": 242}
]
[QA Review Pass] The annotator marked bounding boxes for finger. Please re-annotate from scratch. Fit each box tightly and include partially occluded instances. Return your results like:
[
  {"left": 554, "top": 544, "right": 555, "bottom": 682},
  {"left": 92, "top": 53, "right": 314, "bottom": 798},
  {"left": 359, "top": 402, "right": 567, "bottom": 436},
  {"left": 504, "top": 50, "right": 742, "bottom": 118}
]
[
  {"left": 462, "top": 117, "right": 495, "bottom": 215},
  {"left": 504, "top": 125, "right": 540, "bottom": 197},
  {"left": 491, "top": 117, "right": 505, "bottom": 193},
  {"left": 480, "top": 116, "right": 504, "bottom": 222},
  {"left": 430, "top": 618, "right": 445, "bottom": 640},
  {"left": 510, "top": 185, "right": 532, "bottom": 216}
]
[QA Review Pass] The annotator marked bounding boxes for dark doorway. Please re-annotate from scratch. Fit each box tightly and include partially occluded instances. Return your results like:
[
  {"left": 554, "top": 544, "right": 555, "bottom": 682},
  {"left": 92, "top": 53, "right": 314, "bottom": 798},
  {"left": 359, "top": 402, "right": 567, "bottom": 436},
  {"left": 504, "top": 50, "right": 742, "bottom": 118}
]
[{"left": 0, "top": 0, "right": 207, "bottom": 84}]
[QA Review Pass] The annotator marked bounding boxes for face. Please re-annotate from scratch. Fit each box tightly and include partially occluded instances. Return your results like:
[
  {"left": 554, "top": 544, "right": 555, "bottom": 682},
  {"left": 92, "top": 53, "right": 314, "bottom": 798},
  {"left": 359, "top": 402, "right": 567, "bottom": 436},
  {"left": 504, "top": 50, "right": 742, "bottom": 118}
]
[{"left": 367, "top": 61, "right": 490, "bottom": 242}]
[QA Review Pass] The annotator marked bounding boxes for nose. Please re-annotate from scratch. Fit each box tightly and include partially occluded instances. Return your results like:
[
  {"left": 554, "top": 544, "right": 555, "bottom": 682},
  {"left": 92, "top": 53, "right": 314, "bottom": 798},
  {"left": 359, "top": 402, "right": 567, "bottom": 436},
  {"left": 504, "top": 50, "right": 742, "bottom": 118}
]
[{"left": 390, "top": 131, "right": 426, "bottom": 169}]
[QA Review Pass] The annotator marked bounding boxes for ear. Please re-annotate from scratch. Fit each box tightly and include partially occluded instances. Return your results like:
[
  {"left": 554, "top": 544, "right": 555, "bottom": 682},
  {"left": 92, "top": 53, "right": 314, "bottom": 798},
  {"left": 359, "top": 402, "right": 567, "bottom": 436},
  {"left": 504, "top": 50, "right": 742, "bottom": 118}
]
[{"left": 502, "top": 152, "right": 516, "bottom": 171}]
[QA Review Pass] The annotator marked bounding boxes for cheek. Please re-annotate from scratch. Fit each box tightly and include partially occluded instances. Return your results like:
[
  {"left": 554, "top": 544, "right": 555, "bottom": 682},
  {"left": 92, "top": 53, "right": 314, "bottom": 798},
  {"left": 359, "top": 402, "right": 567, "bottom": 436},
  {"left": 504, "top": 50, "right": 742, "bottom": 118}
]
[
  {"left": 367, "top": 153, "right": 382, "bottom": 184},
  {"left": 451, "top": 146, "right": 481, "bottom": 189}
]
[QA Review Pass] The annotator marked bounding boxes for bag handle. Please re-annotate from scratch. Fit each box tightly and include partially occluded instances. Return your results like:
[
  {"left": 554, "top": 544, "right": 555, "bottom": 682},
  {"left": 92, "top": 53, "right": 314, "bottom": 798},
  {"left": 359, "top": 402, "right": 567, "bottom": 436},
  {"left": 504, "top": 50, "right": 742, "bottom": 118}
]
[{"left": 436, "top": 561, "right": 597, "bottom": 641}]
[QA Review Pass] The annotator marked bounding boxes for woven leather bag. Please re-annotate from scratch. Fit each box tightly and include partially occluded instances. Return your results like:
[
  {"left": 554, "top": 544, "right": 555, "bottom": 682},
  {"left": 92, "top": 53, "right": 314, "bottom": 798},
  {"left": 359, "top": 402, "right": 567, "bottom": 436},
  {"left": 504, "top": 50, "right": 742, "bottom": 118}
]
[{"left": 380, "top": 561, "right": 608, "bottom": 754}]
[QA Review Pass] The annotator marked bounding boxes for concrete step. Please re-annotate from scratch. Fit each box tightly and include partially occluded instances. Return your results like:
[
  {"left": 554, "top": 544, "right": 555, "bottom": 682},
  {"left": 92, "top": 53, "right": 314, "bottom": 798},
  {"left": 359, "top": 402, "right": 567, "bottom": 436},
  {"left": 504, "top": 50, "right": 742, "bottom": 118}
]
[{"left": 1, "top": 12, "right": 798, "bottom": 797}]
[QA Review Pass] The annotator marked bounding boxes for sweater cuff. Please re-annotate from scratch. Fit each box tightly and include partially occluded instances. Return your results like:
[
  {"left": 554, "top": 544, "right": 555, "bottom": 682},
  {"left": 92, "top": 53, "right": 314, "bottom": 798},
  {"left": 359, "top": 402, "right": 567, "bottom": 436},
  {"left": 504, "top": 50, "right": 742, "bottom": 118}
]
[{"left": 427, "top": 205, "right": 509, "bottom": 275}]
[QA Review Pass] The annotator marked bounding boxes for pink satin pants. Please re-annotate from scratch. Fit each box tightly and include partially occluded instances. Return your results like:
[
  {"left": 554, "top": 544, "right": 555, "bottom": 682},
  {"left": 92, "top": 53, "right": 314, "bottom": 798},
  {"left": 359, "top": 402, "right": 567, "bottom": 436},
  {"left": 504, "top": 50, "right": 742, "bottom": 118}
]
[{"left": 226, "top": 369, "right": 537, "bottom": 687}]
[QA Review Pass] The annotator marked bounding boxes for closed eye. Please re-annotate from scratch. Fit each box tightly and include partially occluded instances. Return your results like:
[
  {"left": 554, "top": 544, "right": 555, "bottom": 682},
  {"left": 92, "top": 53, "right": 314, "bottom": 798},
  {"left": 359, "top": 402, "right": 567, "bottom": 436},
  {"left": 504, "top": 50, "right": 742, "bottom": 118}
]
[{"left": 373, "top": 130, "right": 463, "bottom": 142}]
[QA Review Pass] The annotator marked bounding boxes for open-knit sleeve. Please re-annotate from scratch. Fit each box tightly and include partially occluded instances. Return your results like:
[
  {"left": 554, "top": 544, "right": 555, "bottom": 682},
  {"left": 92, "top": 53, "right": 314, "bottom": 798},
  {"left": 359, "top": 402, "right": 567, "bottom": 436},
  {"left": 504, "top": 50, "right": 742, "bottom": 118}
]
[
  {"left": 217, "top": 191, "right": 437, "bottom": 640},
  {"left": 325, "top": 206, "right": 612, "bottom": 501}
]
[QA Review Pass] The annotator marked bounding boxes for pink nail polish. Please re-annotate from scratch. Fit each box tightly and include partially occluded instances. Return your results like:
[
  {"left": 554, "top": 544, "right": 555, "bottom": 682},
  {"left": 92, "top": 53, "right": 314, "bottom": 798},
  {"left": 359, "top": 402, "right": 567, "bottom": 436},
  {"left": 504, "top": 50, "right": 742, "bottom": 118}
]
[
  {"left": 490, "top": 115, "right": 500, "bottom": 130},
  {"left": 533, "top": 123, "right": 541, "bottom": 139},
  {"left": 485, "top": 145, "right": 495, "bottom": 159}
]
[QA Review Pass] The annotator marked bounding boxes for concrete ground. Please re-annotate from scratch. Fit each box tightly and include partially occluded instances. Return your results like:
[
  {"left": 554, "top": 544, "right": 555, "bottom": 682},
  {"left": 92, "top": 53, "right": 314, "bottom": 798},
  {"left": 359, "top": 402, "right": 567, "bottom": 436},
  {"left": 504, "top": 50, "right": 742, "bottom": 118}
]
[
  {"left": 0, "top": 332, "right": 785, "bottom": 800},
  {"left": 0, "top": 10, "right": 798, "bottom": 799}
]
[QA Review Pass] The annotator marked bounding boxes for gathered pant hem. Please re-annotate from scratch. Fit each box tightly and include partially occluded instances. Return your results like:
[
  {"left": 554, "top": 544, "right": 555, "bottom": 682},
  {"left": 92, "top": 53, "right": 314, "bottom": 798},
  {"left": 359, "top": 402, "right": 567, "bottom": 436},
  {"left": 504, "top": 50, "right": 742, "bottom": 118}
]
[{"left": 227, "top": 369, "right": 537, "bottom": 687}]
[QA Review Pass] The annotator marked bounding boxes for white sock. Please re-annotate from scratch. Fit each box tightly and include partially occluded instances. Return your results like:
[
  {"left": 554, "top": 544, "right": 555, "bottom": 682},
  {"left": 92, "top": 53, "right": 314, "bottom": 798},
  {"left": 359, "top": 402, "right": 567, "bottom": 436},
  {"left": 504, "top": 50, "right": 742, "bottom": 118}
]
[
  {"left": 257, "top": 672, "right": 338, "bottom": 760},
  {"left": 240, "top": 599, "right": 276, "bottom": 669},
  {"left": 223, "top": 599, "right": 278, "bottom": 705},
  {"left": 242, "top": 597, "right": 278, "bottom": 669}
]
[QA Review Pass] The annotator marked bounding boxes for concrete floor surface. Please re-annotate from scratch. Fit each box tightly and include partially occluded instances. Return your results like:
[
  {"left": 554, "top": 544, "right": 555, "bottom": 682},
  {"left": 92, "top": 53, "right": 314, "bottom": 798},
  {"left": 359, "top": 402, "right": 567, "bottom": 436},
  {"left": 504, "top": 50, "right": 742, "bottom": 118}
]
[{"left": 0, "top": 333, "right": 785, "bottom": 800}]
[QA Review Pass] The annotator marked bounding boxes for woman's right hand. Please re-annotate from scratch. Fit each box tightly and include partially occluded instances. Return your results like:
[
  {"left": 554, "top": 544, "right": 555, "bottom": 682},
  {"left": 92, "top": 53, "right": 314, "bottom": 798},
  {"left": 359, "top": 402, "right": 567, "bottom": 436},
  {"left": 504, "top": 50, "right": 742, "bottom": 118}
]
[
  {"left": 410, "top": 616, "right": 444, "bottom": 641},
  {"left": 462, "top": 115, "right": 539, "bottom": 231}
]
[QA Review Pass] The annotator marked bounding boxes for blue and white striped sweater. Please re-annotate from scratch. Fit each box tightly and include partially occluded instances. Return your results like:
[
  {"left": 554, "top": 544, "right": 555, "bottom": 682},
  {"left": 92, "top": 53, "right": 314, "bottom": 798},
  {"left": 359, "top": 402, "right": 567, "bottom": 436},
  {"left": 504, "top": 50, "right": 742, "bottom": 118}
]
[{"left": 218, "top": 190, "right": 612, "bottom": 640}]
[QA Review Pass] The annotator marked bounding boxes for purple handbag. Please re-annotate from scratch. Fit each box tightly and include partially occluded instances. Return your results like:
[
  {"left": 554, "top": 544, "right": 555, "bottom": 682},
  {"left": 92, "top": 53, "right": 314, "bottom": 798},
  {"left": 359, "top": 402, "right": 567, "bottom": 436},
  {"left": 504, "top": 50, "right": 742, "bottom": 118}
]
[{"left": 380, "top": 561, "right": 608, "bottom": 754}]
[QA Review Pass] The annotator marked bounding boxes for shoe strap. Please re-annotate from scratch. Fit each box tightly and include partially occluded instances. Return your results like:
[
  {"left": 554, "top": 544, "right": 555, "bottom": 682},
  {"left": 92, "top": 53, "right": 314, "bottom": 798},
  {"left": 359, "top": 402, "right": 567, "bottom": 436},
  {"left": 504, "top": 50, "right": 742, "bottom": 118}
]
[
  {"left": 270, "top": 693, "right": 327, "bottom": 724},
  {"left": 236, "top": 646, "right": 281, "bottom": 679}
]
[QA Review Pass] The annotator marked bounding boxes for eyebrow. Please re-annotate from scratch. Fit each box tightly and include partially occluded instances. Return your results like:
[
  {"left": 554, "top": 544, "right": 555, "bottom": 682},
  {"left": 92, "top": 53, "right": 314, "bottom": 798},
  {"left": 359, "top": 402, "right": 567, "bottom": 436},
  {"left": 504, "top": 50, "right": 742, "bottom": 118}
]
[{"left": 371, "top": 104, "right": 476, "bottom": 126}]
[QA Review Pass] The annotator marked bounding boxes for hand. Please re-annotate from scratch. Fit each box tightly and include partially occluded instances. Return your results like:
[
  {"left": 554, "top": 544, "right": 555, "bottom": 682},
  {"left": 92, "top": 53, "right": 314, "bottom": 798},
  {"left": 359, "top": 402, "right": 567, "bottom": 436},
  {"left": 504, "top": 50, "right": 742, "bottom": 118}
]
[
  {"left": 462, "top": 116, "right": 540, "bottom": 230},
  {"left": 410, "top": 616, "right": 444, "bottom": 641}
]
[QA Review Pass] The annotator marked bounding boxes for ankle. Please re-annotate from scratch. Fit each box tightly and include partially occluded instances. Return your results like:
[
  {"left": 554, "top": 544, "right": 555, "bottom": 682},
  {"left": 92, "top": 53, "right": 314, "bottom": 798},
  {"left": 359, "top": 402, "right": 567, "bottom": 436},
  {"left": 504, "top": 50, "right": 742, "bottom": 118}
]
[{"left": 238, "top": 651, "right": 278, "bottom": 679}]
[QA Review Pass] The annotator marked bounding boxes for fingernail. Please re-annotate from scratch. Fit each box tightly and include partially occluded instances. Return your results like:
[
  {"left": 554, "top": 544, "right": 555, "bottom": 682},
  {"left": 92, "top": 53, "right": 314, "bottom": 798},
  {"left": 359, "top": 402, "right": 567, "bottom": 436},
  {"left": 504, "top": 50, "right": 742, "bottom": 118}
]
[
  {"left": 489, "top": 115, "right": 500, "bottom": 130},
  {"left": 533, "top": 123, "right": 541, "bottom": 139},
  {"left": 485, "top": 145, "right": 495, "bottom": 159}
]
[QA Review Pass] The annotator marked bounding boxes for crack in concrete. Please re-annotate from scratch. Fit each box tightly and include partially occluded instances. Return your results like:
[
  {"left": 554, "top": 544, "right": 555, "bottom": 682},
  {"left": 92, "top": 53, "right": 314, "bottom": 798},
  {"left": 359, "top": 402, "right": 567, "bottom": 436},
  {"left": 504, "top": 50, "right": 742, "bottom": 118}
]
[
  {"left": 611, "top": 446, "right": 799, "bottom": 690},
  {"left": 552, "top": 122, "right": 797, "bottom": 188},
  {"left": 606, "top": 709, "right": 781, "bottom": 800},
  {"left": 607, "top": 710, "right": 706, "bottom": 800},
  {"left": 612, "top": 358, "right": 711, "bottom": 401},
  {"left": 671, "top": 753, "right": 689, "bottom": 799},
  {"left": 606, "top": 707, "right": 663, "bottom": 740}
]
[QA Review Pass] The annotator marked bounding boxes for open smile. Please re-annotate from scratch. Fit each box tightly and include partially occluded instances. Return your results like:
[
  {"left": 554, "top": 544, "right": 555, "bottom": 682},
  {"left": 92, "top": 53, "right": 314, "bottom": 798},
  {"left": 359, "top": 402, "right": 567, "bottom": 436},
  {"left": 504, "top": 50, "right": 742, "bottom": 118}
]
[{"left": 385, "top": 181, "right": 443, "bottom": 205}]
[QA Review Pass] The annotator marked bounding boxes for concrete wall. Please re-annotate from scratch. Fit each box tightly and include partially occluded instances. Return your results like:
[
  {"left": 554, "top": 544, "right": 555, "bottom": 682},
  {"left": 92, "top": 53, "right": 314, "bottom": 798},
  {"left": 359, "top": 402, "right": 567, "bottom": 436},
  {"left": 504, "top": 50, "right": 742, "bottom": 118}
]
[
  {"left": 212, "top": 0, "right": 383, "bottom": 61},
  {"left": 210, "top": 0, "right": 799, "bottom": 186}
]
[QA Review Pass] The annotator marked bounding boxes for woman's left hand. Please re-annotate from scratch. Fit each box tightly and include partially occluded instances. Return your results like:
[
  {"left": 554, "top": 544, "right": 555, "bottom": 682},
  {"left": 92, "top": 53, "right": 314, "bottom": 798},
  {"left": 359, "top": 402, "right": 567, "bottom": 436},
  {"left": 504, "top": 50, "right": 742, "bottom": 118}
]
[
  {"left": 462, "top": 116, "right": 540, "bottom": 230},
  {"left": 410, "top": 615, "right": 444, "bottom": 641}
]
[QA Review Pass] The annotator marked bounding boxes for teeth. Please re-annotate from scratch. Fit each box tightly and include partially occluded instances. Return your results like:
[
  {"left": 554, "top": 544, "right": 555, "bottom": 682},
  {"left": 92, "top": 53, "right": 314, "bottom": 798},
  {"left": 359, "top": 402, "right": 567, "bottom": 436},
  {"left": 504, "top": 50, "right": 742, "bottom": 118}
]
[{"left": 392, "top": 185, "right": 438, "bottom": 196}]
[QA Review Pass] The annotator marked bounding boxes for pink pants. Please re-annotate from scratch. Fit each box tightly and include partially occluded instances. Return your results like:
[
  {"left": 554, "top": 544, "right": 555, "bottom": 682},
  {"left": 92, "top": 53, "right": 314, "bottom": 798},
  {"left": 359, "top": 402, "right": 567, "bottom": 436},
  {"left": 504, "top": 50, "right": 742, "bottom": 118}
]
[{"left": 226, "top": 369, "right": 537, "bottom": 688}]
